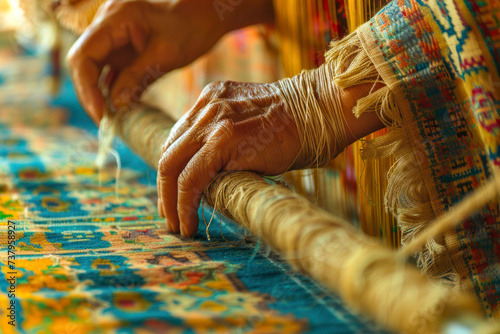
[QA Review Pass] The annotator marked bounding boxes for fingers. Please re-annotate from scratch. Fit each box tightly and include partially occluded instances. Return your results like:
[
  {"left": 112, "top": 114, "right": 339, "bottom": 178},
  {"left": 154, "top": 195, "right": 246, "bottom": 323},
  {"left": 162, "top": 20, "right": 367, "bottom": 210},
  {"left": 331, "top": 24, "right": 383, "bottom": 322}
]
[
  {"left": 157, "top": 174, "right": 164, "bottom": 218},
  {"left": 156, "top": 82, "right": 280, "bottom": 238},
  {"left": 181, "top": 81, "right": 225, "bottom": 119},
  {"left": 157, "top": 197, "right": 164, "bottom": 218},
  {"left": 159, "top": 89, "right": 226, "bottom": 158},
  {"left": 67, "top": 28, "right": 113, "bottom": 121},
  {"left": 156, "top": 114, "right": 198, "bottom": 224},
  {"left": 109, "top": 43, "right": 167, "bottom": 110},
  {"left": 157, "top": 132, "right": 203, "bottom": 234},
  {"left": 177, "top": 129, "right": 232, "bottom": 237},
  {"left": 67, "top": 10, "right": 148, "bottom": 121},
  {"left": 158, "top": 118, "right": 235, "bottom": 237}
]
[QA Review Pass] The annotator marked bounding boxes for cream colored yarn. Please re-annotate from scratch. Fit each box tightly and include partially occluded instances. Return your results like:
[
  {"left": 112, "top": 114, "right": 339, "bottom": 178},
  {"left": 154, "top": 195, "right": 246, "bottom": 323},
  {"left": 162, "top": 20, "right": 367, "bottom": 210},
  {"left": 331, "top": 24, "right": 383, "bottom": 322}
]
[{"left": 276, "top": 62, "right": 349, "bottom": 168}]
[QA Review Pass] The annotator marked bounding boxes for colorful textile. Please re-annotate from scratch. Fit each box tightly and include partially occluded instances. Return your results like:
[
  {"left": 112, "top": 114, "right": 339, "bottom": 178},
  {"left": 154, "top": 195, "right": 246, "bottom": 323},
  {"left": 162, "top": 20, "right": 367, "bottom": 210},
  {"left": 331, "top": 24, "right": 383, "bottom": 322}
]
[
  {"left": 0, "top": 53, "right": 387, "bottom": 333},
  {"left": 358, "top": 0, "right": 500, "bottom": 316}
]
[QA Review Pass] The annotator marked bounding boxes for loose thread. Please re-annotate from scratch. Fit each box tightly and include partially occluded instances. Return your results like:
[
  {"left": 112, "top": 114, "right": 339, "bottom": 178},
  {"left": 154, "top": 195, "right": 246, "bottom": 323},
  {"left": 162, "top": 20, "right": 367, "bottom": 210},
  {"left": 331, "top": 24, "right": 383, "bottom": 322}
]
[
  {"left": 108, "top": 148, "right": 121, "bottom": 200},
  {"left": 201, "top": 198, "right": 213, "bottom": 241}
]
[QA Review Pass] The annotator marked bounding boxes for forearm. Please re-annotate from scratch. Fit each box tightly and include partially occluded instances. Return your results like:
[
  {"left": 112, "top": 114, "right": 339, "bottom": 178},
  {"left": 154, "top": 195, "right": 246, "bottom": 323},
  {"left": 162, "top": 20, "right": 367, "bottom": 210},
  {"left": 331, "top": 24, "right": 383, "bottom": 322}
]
[
  {"left": 166, "top": 0, "right": 275, "bottom": 55},
  {"left": 217, "top": 0, "right": 275, "bottom": 33},
  {"left": 328, "top": 76, "right": 386, "bottom": 146},
  {"left": 172, "top": 0, "right": 275, "bottom": 37}
]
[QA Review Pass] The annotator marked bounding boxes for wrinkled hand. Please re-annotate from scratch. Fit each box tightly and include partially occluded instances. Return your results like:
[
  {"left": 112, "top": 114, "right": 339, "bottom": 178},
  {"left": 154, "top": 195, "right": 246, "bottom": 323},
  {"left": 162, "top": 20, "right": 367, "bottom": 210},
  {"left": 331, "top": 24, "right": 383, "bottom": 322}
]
[
  {"left": 157, "top": 70, "right": 387, "bottom": 237},
  {"left": 157, "top": 81, "right": 301, "bottom": 237},
  {"left": 67, "top": 0, "right": 227, "bottom": 123}
]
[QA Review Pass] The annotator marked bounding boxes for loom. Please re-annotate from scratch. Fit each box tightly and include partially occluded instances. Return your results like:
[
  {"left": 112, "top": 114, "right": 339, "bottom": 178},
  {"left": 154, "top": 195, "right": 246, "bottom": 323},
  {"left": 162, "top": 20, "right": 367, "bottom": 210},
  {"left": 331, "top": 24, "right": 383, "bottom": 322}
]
[
  {"left": 108, "top": 104, "right": 499, "bottom": 334},
  {"left": 12, "top": 0, "right": 500, "bottom": 331}
]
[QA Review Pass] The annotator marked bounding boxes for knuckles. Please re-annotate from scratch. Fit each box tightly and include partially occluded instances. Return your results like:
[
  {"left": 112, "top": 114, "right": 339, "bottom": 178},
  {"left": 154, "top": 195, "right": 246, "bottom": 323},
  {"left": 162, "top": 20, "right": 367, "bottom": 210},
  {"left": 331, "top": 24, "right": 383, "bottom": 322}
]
[
  {"left": 198, "top": 81, "right": 224, "bottom": 102},
  {"left": 158, "top": 80, "right": 270, "bottom": 180},
  {"left": 209, "top": 118, "right": 237, "bottom": 142}
]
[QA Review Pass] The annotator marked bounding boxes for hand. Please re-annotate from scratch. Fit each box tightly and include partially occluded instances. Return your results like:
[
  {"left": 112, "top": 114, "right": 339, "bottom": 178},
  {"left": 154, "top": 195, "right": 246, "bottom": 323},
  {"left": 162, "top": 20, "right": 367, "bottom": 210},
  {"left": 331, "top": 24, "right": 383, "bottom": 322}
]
[
  {"left": 157, "top": 70, "right": 386, "bottom": 237},
  {"left": 157, "top": 81, "right": 301, "bottom": 237},
  {"left": 67, "top": 0, "right": 275, "bottom": 124},
  {"left": 67, "top": 0, "right": 224, "bottom": 123}
]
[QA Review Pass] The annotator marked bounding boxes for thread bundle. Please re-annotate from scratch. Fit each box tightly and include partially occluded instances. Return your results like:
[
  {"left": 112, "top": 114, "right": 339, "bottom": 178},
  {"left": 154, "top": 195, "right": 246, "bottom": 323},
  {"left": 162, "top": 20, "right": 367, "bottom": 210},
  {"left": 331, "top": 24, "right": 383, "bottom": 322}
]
[{"left": 277, "top": 62, "right": 349, "bottom": 168}]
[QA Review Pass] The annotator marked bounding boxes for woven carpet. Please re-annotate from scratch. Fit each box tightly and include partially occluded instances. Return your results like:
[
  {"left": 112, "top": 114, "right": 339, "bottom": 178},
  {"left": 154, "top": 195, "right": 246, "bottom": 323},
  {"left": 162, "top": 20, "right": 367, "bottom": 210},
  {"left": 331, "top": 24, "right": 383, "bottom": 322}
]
[{"left": 0, "top": 50, "right": 388, "bottom": 333}]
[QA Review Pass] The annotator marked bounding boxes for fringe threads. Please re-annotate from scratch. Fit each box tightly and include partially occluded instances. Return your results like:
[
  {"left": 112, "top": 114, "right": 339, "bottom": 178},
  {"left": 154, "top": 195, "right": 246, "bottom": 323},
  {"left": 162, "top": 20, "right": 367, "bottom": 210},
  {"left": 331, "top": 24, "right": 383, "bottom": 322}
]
[{"left": 325, "top": 32, "right": 458, "bottom": 285}]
